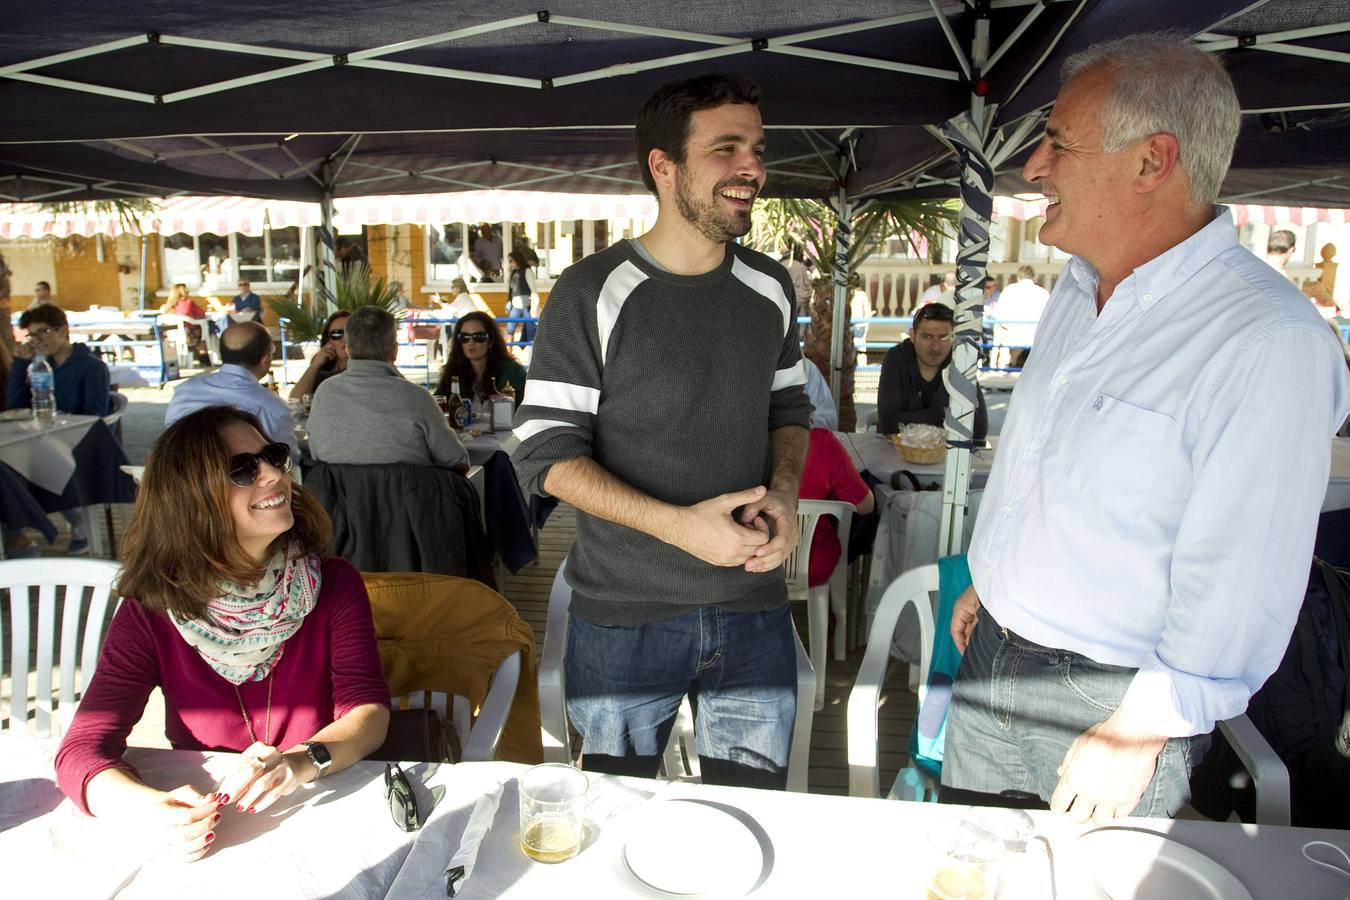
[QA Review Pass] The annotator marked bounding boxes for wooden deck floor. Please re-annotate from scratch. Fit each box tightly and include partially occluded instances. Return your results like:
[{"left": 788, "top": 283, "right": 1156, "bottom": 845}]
[{"left": 11, "top": 502, "right": 919, "bottom": 798}]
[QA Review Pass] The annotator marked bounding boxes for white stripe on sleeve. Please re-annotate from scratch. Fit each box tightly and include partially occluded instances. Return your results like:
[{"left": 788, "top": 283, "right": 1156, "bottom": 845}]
[
  {"left": 596, "top": 260, "right": 648, "bottom": 367},
  {"left": 731, "top": 255, "right": 793, "bottom": 337},
  {"left": 513, "top": 418, "right": 580, "bottom": 443},
  {"left": 522, "top": 379, "right": 601, "bottom": 415},
  {"left": 772, "top": 360, "right": 808, "bottom": 391}
]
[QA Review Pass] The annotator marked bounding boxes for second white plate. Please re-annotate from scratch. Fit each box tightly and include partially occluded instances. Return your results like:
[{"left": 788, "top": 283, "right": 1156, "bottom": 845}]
[
  {"left": 622, "top": 799, "right": 764, "bottom": 897},
  {"left": 1077, "top": 828, "right": 1253, "bottom": 900}
]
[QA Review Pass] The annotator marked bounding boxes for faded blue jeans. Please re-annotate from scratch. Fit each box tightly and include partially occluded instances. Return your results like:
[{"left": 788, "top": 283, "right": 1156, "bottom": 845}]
[
  {"left": 565, "top": 604, "right": 798, "bottom": 790},
  {"left": 942, "top": 610, "right": 1207, "bottom": 817}
]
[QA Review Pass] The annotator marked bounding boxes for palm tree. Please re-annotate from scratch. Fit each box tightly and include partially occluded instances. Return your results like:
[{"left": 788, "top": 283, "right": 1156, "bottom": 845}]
[
  {"left": 751, "top": 198, "right": 956, "bottom": 430},
  {"left": 267, "top": 262, "right": 404, "bottom": 343}
]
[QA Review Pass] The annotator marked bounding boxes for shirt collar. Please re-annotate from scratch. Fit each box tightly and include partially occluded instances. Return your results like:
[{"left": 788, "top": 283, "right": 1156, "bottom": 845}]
[
  {"left": 346, "top": 358, "right": 401, "bottom": 377},
  {"left": 1065, "top": 206, "right": 1236, "bottom": 312},
  {"left": 217, "top": 364, "right": 260, "bottom": 382}
]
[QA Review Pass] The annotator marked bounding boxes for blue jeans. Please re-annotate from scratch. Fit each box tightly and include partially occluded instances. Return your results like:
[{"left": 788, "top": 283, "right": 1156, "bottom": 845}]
[
  {"left": 942, "top": 610, "right": 1207, "bottom": 817},
  {"left": 565, "top": 604, "right": 798, "bottom": 789}
]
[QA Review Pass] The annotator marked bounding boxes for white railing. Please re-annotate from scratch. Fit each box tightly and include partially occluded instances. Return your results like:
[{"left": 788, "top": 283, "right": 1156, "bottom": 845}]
[{"left": 852, "top": 259, "right": 1066, "bottom": 317}]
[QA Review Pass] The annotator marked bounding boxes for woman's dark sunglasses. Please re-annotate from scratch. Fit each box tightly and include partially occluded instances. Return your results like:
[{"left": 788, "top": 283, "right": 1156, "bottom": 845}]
[
  {"left": 326, "top": 329, "right": 345, "bottom": 341},
  {"left": 384, "top": 763, "right": 423, "bottom": 832},
  {"left": 228, "top": 442, "right": 293, "bottom": 487},
  {"left": 457, "top": 332, "right": 490, "bottom": 344}
]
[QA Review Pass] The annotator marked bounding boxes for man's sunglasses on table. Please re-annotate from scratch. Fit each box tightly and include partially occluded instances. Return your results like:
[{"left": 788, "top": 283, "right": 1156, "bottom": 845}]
[
  {"left": 385, "top": 763, "right": 424, "bottom": 832},
  {"left": 228, "top": 442, "right": 292, "bottom": 487},
  {"left": 457, "top": 332, "right": 490, "bottom": 344}
]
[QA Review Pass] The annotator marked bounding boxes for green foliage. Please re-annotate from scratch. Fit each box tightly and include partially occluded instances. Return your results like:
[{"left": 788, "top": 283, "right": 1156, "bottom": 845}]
[
  {"left": 750, "top": 198, "right": 958, "bottom": 275},
  {"left": 266, "top": 262, "right": 404, "bottom": 343}
]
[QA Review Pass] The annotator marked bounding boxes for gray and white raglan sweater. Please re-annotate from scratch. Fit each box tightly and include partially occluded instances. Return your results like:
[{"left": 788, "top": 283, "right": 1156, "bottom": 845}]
[{"left": 511, "top": 239, "right": 812, "bottom": 625}]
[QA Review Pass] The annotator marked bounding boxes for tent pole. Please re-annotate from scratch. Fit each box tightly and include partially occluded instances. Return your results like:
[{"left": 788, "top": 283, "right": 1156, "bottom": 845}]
[
  {"left": 138, "top": 235, "right": 147, "bottom": 313},
  {"left": 937, "top": 10, "right": 993, "bottom": 559},
  {"left": 318, "top": 165, "right": 338, "bottom": 311},
  {"left": 829, "top": 182, "right": 853, "bottom": 410}
]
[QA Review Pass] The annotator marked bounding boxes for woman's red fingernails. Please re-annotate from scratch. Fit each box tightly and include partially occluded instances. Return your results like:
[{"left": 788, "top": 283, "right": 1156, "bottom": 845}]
[
  {"left": 235, "top": 804, "right": 244, "bottom": 812},
  {"left": 212, "top": 813, "right": 222, "bottom": 825},
  {"left": 205, "top": 832, "right": 215, "bottom": 842},
  {"left": 219, "top": 794, "right": 230, "bottom": 804},
  {"left": 248, "top": 807, "right": 257, "bottom": 814}
]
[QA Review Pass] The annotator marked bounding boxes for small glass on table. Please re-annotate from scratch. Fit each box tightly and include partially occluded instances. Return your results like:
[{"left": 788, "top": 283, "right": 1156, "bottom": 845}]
[{"left": 518, "top": 763, "right": 588, "bottom": 863}]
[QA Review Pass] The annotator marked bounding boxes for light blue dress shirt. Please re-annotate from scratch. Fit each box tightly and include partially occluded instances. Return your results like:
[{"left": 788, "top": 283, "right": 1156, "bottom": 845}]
[
  {"left": 968, "top": 208, "right": 1350, "bottom": 738},
  {"left": 801, "top": 360, "right": 838, "bottom": 431},
  {"left": 164, "top": 364, "right": 296, "bottom": 452}
]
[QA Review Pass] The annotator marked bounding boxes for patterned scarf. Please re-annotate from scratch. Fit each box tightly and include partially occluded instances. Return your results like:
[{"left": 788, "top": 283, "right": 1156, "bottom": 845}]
[{"left": 171, "top": 548, "right": 322, "bottom": 685}]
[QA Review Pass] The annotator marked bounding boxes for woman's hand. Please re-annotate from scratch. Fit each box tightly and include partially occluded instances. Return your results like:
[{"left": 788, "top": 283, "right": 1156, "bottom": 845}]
[
  {"left": 214, "top": 742, "right": 312, "bottom": 815},
  {"left": 146, "top": 785, "right": 222, "bottom": 862},
  {"left": 307, "top": 345, "right": 337, "bottom": 370}
]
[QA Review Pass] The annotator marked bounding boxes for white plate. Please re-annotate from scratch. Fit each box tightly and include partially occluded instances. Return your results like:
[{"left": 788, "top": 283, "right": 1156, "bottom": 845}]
[
  {"left": 1078, "top": 828, "right": 1253, "bottom": 900},
  {"left": 622, "top": 799, "right": 764, "bottom": 897}
]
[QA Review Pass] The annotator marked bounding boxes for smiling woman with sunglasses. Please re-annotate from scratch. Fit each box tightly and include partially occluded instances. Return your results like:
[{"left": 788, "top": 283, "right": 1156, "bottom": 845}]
[
  {"left": 434, "top": 310, "right": 527, "bottom": 407},
  {"left": 289, "top": 310, "right": 351, "bottom": 402},
  {"left": 55, "top": 406, "right": 390, "bottom": 862}
]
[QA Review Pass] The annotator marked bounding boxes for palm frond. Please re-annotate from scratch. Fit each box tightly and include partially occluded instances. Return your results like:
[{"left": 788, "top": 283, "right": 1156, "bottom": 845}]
[{"left": 40, "top": 199, "right": 158, "bottom": 235}]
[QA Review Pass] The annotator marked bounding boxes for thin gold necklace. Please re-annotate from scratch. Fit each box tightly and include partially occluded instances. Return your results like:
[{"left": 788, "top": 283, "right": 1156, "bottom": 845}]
[{"left": 233, "top": 672, "right": 274, "bottom": 745}]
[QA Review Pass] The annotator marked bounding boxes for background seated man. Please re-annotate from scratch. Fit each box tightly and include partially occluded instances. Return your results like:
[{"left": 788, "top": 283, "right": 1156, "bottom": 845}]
[
  {"left": 165, "top": 322, "right": 296, "bottom": 455},
  {"left": 876, "top": 302, "right": 987, "bottom": 441},
  {"left": 214, "top": 279, "right": 263, "bottom": 332},
  {"left": 4, "top": 302, "right": 111, "bottom": 555},
  {"left": 307, "top": 306, "right": 468, "bottom": 472}
]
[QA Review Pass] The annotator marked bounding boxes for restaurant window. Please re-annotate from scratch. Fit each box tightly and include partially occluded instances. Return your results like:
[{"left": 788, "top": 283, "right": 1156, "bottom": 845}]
[
  {"left": 237, "top": 234, "right": 268, "bottom": 285},
  {"left": 268, "top": 226, "right": 302, "bottom": 283},
  {"left": 429, "top": 223, "right": 469, "bottom": 282},
  {"left": 178, "top": 229, "right": 310, "bottom": 294}
]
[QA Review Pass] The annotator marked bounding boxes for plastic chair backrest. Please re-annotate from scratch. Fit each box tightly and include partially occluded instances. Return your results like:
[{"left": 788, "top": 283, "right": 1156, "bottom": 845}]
[
  {"left": 847, "top": 563, "right": 939, "bottom": 799},
  {"left": 786, "top": 499, "right": 855, "bottom": 598},
  {"left": 1, "top": 558, "right": 123, "bottom": 737},
  {"left": 391, "top": 651, "right": 521, "bottom": 761}
]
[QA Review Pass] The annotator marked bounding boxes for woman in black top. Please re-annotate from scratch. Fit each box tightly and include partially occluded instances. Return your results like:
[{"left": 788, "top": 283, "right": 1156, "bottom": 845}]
[
  {"left": 434, "top": 311, "right": 527, "bottom": 407},
  {"left": 289, "top": 311, "right": 350, "bottom": 403}
]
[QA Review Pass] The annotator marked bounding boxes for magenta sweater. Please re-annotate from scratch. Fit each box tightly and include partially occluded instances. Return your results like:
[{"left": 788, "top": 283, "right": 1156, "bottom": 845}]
[{"left": 56, "top": 557, "right": 389, "bottom": 814}]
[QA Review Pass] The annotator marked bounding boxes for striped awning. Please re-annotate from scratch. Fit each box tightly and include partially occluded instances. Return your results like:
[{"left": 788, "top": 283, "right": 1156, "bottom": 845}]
[
  {"left": 0, "top": 191, "right": 658, "bottom": 239},
  {"left": 993, "top": 195, "right": 1350, "bottom": 228}
]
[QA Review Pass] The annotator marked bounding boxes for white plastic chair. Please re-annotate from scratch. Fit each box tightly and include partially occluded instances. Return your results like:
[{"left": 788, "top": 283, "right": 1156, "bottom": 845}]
[
  {"left": 0, "top": 558, "right": 123, "bottom": 737},
  {"left": 540, "top": 558, "right": 817, "bottom": 792},
  {"left": 390, "top": 650, "right": 521, "bottom": 761},
  {"left": 848, "top": 564, "right": 940, "bottom": 801},
  {"left": 785, "top": 499, "right": 855, "bottom": 711},
  {"left": 847, "top": 564, "right": 1294, "bottom": 824}
]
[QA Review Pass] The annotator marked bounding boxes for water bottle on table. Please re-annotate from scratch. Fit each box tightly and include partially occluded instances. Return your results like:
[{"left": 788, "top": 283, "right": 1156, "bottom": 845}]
[{"left": 29, "top": 354, "right": 56, "bottom": 425}]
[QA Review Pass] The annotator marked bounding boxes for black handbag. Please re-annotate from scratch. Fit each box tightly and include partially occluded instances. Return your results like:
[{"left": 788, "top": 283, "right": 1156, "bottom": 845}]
[{"left": 369, "top": 707, "right": 459, "bottom": 763}]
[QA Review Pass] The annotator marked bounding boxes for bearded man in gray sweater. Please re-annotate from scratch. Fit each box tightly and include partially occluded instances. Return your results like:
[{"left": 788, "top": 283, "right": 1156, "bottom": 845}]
[{"left": 512, "top": 74, "right": 811, "bottom": 790}]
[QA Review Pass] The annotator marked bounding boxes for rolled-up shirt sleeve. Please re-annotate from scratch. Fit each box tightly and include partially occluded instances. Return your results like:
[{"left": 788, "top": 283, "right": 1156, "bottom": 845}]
[
  {"left": 510, "top": 275, "right": 601, "bottom": 498},
  {"left": 1119, "top": 324, "right": 1350, "bottom": 736}
]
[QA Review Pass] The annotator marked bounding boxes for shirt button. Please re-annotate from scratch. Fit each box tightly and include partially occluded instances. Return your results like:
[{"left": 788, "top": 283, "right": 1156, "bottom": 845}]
[
  {"left": 1058, "top": 375, "right": 1069, "bottom": 385},
  {"left": 1030, "top": 440, "right": 1041, "bottom": 450},
  {"left": 1004, "top": 504, "right": 1013, "bottom": 513},
  {"left": 1143, "top": 292, "right": 1153, "bottom": 302}
]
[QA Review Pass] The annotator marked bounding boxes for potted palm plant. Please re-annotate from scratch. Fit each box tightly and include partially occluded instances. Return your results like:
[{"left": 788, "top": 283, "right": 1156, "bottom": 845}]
[{"left": 267, "top": 262, "right": 404, "bottom": 343}]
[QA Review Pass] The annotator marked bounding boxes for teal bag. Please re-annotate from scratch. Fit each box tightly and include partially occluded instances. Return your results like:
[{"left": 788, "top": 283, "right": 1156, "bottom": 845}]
[{"left": 907, "top": 554, "right": 971, "bottom": 786}]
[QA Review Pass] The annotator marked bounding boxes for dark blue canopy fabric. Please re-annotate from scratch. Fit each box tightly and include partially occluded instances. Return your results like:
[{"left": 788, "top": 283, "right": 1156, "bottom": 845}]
[{"left": 0, "top": 1, "right": 1344, "bottom": 205}]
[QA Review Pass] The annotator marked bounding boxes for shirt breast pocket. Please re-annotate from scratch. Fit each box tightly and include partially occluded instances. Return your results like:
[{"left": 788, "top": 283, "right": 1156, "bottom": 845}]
[{"left": 1069, "top": 394, "right": 1173, "bottom": 510}]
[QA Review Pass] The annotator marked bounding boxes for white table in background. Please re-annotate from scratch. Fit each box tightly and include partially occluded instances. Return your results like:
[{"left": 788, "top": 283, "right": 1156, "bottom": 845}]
[
  {"left": 836, "top": 430, "right": 996, "bottom": 492},
  {"left": 0, "top": 414, "right": 100, "bottom": 494},
  {"left": 6, "top": 740, "right": 1347, "bottom": 899}
]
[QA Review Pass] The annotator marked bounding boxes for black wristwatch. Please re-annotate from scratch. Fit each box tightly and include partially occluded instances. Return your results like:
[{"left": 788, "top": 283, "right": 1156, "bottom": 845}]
[{"left": 302, "top": 741, "right": 332, "bottom": 779}]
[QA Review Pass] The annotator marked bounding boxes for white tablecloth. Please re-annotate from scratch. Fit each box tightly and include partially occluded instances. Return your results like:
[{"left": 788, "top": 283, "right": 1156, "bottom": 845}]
[
  {"left": 4, "top": 740, "right": 1349, "bottom": 899},
  {"left": 835, "top": 431, "right": 995, "bottom": 491},
  {"left": 0, "top": 414, "right": 98, "bottom": 494}
]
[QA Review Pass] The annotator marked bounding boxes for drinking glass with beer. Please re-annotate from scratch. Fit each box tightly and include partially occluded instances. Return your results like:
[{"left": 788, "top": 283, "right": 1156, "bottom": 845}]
[{"left": 518, "top": 764, "right": 588, "bottom": 863}]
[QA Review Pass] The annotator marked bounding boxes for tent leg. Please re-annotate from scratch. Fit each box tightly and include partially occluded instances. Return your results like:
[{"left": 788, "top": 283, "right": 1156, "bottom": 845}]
[
  {"left": 938, "top": 11, "right": 993, "bottom": 559},
  {"left": 829, "top": 184, "right": 853, "bottom": 412}
]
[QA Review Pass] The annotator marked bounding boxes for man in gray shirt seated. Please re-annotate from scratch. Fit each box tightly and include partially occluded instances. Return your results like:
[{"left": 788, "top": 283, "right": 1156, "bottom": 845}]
[{"left": 307, "top": 306, "right": 468, "bottom": 472}]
